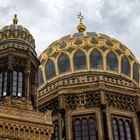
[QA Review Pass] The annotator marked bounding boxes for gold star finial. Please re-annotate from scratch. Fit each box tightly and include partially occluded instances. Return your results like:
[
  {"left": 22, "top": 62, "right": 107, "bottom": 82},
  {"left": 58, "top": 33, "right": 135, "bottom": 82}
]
[
  {"left": 78, "top": 12, "right": 84, "bottom": 23},
  {"left": 13, "top": 14, "right": 18, "bottom": 24},
  {"left": 77, "top": 12, "right": 86, "bottom": 32}
]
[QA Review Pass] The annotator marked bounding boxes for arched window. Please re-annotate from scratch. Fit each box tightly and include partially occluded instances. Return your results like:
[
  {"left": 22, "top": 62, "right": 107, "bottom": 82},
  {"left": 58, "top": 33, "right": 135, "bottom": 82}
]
[
  {"left": 58, "top": 54, "right": 70, "bottom": 74},
  {"left": 73, "top": 50, "right": 86, "bottom": 70},
  {"left": 125, "top": 121, "right": 133, "bottom": 140},
  {"left": 133, "top": 63, "right": 139, "bottom": 82},
  {"left": 121, "top": 56, "right": 130, "bottom": 76},
  {"left": 12, "top": 71, "right": 23, "bottom": 97},
  {"left": 73, "top": 116, "right": 97, "bottom": 140},
  {"left": 82, "top": 118, "right": 88, "bottom": 139},
  {"left": 45, "top": 60, "right": 56, "bottom": 80},
  {"left": 54, "top": 121, "right": 59, "bottom": 140},
  {"left": 112, "top": 117, "right": 134, "bottom": 140},
  {"left": 38, "top": 68, "right": 44, "bottom": 86},
  {"left": 119, "top": 119, "right": 125, "bottom": 139},
  {"left": 107, "top": 52, "right": 118, "bottom": 71},
  {"left": 0, "top": 71, "right": 7, "bottom": 97},
  {"left": 74, "top": 119, "right": 82, "bottom": 140},
  {"left": 90, "top": 50, "right": 103, "bottom": 69},
  {"left": 88, "top": 117, "right": 97, "bottom": 140},
  {"left": 112, "top": 118, "right": 119, "bottom": 140}
]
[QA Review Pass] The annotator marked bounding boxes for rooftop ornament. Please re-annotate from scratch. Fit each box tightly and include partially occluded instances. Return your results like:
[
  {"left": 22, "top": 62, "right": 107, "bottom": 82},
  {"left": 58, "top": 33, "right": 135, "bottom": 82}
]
[{"left": 77, "top": 12, "right": 86, "bottom": 32}]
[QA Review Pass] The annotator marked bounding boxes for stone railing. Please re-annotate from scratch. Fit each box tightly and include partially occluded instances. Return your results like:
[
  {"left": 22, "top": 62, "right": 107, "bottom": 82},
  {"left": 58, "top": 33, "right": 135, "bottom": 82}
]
[{"left": 38, "top": 74, "right": 136, "bottom": 98}]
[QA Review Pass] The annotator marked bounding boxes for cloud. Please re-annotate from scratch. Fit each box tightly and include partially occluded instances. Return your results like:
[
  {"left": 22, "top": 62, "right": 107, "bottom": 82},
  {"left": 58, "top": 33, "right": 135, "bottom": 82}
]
[{"left": 0, "top": 0, "right": 140, "bottom": 61}]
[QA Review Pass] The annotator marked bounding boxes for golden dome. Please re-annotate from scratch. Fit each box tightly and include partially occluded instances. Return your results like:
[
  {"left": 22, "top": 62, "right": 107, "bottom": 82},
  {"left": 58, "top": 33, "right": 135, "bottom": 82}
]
[
  {"left": 38, "top": 31, "right": 140, "bottom": 88},
  {"left": 0, "top": 14, "right": 35, "bottom": 50}
]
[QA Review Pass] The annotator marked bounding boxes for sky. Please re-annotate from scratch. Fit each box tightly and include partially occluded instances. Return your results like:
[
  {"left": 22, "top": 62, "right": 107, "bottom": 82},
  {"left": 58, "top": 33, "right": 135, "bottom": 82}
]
[{"left": 0, "top": 0, "right": 140, "bottom": 61}]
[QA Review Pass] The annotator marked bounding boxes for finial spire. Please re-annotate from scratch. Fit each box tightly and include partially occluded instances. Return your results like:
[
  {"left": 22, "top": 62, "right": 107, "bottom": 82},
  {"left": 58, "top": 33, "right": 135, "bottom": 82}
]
[
  {"left": 77, "top": 12, "right": 86, "bottom": 32},
  {"left": 78, "top": 12, "right": 84, "bottom": 23},
  {"left": 13, "top": 14, "right": 18, "bottom": 24}
]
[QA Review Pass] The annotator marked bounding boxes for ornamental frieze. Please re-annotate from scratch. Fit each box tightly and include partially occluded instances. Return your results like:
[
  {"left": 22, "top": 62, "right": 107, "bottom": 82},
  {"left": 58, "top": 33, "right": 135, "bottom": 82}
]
[
  {"left": 38, "top": 74, "right": 136, "bottom": 98},
  {"left": 39, "top": 97, "right": 59, "bottom": 116},
  {"left": 105, "top": 92, "right": 136, "bottom": 111},
  {"left": 65, "top": 91, "right": 100, "bottom": 110},
  {"left": 12, "top": 56, "right": 27, "bottom": 68}
]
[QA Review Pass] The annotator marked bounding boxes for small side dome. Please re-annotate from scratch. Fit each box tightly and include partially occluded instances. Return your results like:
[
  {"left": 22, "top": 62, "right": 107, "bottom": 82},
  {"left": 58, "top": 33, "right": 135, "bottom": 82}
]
[{"left": 0, "top": 14, "right": 35, "bottom": 49}]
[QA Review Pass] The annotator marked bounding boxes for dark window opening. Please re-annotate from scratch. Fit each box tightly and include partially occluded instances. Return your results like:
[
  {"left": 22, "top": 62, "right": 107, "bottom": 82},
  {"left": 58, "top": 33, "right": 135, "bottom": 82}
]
[
  {"left": 58, "top": 54, "right": 70, "bottom": 74},
  {"left": 107, "top": 52, "right": 118, "bottom": 71},
  {"left": 12, "top": 71, "right": 23, "bottom": 97},
  {"left": 73, "top": 50, "right": 87, "bottom": 70},
  {"left": 90, "top": 50, "right": 103, "bottom": 69},
  {"left": 0, "top": 71, "right": 7, "bottom": 97},
  {"left": 133, "top": 63, "right": 139, "bottom": 82},
  {"left": 45, "top": 59, "right": 56, "bottom": 80},
  {"left": 112, "top": 117, "right": 134, "bottom": 140},
  {"left": 38, "top": 68, "right": 44, "bottom": 85},
  {"left": 53, "top": 121, "right": 59, "bottom": 140},
  {"left": 73, "top": 115, "right": 97, "bottom": 140},
  {"left": 121, "top": 56, "right": 130, "bottom": 76}
]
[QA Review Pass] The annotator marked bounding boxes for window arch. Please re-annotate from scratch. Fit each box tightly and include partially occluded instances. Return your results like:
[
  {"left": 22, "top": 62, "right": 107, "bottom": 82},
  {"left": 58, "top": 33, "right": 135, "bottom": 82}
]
[
  {"left": 73, "top": 116, "right": 97, "bottom": 140},
  {"left": 58, "top": 54, "right": 70, "bottom": 74},
  {"left": 73, "top": 50, "right": 86, "bottom": 70},
  {"left": 118, "top": 119, "right": 125, "bottom": 139},
  {"left": 112, "top": 117, "right": 134, "bottom": 140},
  {"left": 45, "top": 59, "right": 56, "bottom": 80},
  {"left": 74, "top": 119, "right": 82, "bottom": 140},
  {"left": 125, "top": 120, "right": 133, "bottom": 140},
  {"left": 112, "top": 118, "right": 119, "bottom": 140},
  {"left": 12, "top": 71, "right": 23, "bottom": 97},
  {"left": 90, "top": 50, "right": 103, "bottom": 69},
  {"left": 82, "top": 118, "right": 88, "bottom": 139},
  {"left": 54, "top": 121, "right": 59, "bottom": 140},
  {"left": 38, "top": 68, "right": 44, "bottom": 86},
  {"left": 133, "top": 63, "right": 139, "bottom": 82},
  {"left": 0, "top": 71, "right": 7, "bottom": 97},
  {"left": 88, "top": 117, "right": 97, "bottom": 139},
  {"left": 107, "top": 52, "right": 118, "bottom": 71},
  {"left": 121, "top": 56, "right": 130, "bottom": 76}
]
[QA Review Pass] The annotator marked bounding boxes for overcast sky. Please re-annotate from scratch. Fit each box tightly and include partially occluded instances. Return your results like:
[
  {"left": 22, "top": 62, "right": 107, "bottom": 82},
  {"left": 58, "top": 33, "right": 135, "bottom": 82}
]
[{"left": 0, "top": 0, "right": 140, "bottom": 61}]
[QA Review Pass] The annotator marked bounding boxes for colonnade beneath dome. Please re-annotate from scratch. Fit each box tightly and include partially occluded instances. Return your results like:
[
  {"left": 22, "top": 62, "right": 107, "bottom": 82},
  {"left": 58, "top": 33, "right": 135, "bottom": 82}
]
[{"left": 0, "top": 40, "right": 39, "bottom": 110}]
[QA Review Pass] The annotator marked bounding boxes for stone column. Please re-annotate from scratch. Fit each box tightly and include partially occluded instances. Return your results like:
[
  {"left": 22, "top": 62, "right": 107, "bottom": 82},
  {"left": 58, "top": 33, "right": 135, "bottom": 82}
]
[
  {"left": 7, "top": 55, "right": 13, "bottom": 96},
  {"left": 58, "top": 90, "right": 66, "bottom": 140},
  {"left": 24, "top": 59, "right": 30, "bottom": 99},
  {"left": 99, "top": 80, "right": 109, "bottom": 140}
]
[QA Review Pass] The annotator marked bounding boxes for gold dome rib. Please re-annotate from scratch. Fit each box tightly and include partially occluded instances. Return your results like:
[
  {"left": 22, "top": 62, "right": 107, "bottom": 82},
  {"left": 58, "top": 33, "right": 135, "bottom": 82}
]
[{"left": 38, "top": 33, "right": 139, "bottom": 87}]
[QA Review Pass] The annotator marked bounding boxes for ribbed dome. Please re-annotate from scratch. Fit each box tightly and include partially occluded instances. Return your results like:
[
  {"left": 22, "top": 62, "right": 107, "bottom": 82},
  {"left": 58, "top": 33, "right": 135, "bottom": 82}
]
[
  {"left": 1, "top": 24, "right": 30, "bottom": 34},
  {"left": 0, "top": 15, "right": 36, "bottom": 56},
  {"left": 0, "top": 24, "right": 35, "bottom": 48},
  {"left": 38, "top": 31, "right": 140, "bottom": 87}
]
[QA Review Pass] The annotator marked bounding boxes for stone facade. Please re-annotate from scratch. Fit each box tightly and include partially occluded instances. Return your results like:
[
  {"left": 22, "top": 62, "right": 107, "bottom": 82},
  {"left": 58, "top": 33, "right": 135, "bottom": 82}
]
[{"left": 38, "top": 74, "right": 140, "bottom": 140}]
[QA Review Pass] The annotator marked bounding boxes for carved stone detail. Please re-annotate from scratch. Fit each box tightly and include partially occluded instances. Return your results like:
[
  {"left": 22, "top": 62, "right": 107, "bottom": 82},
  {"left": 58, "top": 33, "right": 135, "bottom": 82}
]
[
  {"left": 0, "top": 57, "right": 8, "bottom": 70},
  {"left": 0, "top": 105, "right": 52, "bottom": 140},
  {"left": 12, "top": 56, "right": 27, "bottom": 68},
  {"left": 39, "top": 97, "right": 59, "bottom": 116},
  {"left": 65, "top": 91, "right": 100, "bottom": 110},
  {"left": 38, "top": 75, "right": 136, "bottom": 98},
  {"left": 105, "top": 92, "right": 136, "bottom": 111},
  {"left": 31, "top": 62, "right": 37, "bottom": 76}
]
